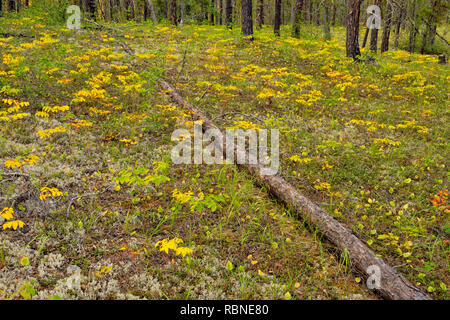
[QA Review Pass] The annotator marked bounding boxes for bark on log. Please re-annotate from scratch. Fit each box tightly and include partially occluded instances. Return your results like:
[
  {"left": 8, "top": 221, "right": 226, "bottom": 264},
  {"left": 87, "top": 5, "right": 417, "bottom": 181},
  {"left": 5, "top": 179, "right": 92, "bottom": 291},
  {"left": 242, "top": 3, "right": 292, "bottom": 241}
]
[{"left": 159, "top": 80, "right": 431, "bottom": 300}]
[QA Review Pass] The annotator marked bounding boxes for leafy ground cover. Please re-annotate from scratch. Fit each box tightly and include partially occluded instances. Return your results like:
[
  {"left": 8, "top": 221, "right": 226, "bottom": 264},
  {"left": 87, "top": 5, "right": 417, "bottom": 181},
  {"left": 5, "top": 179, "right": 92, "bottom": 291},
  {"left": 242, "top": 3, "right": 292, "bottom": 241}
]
[{"left": 0, "top": 9, "right": 448, "bottom": 299}]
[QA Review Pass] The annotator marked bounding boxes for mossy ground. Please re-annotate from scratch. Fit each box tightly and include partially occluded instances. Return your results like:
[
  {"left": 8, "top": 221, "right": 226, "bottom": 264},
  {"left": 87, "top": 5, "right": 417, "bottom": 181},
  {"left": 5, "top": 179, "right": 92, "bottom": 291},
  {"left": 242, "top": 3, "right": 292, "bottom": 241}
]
[{"left": 0, "top": 8, "right": 448, "bottom": 300}]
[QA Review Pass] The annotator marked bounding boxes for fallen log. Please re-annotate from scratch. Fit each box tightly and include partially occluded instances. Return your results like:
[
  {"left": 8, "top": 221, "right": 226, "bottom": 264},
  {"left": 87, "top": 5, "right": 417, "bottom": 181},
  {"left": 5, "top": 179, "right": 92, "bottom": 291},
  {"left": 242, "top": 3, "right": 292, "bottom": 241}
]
[{"left": 159, "top": 80, "right": 431, "bottom": 300}]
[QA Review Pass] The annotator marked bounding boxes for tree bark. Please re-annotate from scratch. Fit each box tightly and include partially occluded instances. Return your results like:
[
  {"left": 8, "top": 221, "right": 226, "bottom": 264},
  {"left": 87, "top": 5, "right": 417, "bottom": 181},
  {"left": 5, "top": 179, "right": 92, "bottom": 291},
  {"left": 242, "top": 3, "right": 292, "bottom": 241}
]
[
  {"left": 292, "top": 0, "right": 303, "bottom": 38},
  {"left": 370, "top": 0, "right": 381, "bottom": 52},
  {"left": 332, "top": 2, "right": 337, "bottom": 26},
  {"left": 309, "top": 0, "right": 313, "bottom": 24},
  {"left": 408, "top": 0, "right": 417, "bottom": 52},
  {"left": 362, "top": 27, "right": 369, "bottom": 48},
  {"left": 381, "top": 0, "right": 393, "bottom": 53},
  {"left": 170, "top": 0, "right": 177, "bottom": 26},
  {"left": 210, "top": 0, "right": 215, "bottom": 24},
  {"left": 256, "top": 0, "right": 264, "bottom": 29},
  {"left": 324, "top": 1, "right": 331, "bottom": 40},
  {"left": 225, "top": 0, "right": 232, "bottom": 28},
  {"left": 241, "top": 0, "right": 253, "bottom": 38},
  {"left": 420, "top": 0, "right": 440, "bottom": 54},
  {"left": 8, "top": 0, "right": 16, "bottom": 12},
  {"left": 219, "top": 0, "right": 223, "bottom": 25},
  {"left": 394, "top": 0, "right": 406, "bottom": 47},
  {"left": 274, "top": 0, "right": 281, "bottom": 36},
  {"left": 346, "top": 0, "right": 362, "bottom": 59},
  {"left": 160, "top": 79, "right": 432, "bottom": 301},
  {"left": 147, "top": 0, "right": 158, "bottom": 22}
]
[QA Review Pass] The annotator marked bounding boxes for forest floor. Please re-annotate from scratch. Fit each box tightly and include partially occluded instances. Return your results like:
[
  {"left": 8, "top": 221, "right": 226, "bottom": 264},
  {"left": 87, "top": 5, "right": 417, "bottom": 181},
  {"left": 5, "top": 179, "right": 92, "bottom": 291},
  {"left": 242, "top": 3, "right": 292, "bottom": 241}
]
[{"left": 0, "top": 12, "right": 448, "bottom": 300}]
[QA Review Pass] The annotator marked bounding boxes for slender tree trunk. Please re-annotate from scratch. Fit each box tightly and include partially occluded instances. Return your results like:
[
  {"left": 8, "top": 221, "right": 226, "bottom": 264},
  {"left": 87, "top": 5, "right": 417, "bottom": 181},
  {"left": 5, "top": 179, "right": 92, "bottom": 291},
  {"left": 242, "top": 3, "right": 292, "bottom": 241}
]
[
  {"left": 274, "top": 0, "right": 281, "bottom": 36},
  {"left": 219, "top": 0, "right": 223, "bottom": 24},
  {"left": 256, "top": 0, "right": 264, "bottom": 29},
  {"left": 370, "top": 0, "right": 381, "bottom": 52},
  {"left": 225, "top": 0, "right": 232, "bottom": 28},
  {"left": 241, "top": 0, "right": 253, "bottom": 37},
  {"left": 362, "top": 27, "right": 370, "bottom": 48},
  {"left": 381, "top": 0, "right": 393, "bottom": 53},
  {"left": 332, "top": 2, "right": 337, "bottom": 26},
  {"left": 324, "top": 2, "right": 331, "bottom": 40},
  {"left": 303, "top": 0, "right": 308, "bottom": 22},
  {"left": 309, "top": 0, "right": 313, "bottom": 24},
  {"left": 8, "top": 0, "right": 16, "bottom": 11},
  {"left": 170, "top": 0, "right": 177, "bottom": 26},
  {"left": 316, "top": 2, "right": 321, "bottom": 26},
  {"left": 292, "top": 0, "right": 304, "bottom": 38},
  {"left": 210, "top": 0, "right": 215, "bottom": 24},
  {"left": 346, "top": 0, "right": 362, "bottom": 59},
  {"left": 394, "top": 0, "right": 405, "bottom": 47},
  {"left": 420, "top": 0, "right": 439, "bottom": 54},
  {"left": 147, "top": 0, "right": 158, "bottom": 22},
  {"left": 408, "top": 0, "right": 417, "bottom": 52}
]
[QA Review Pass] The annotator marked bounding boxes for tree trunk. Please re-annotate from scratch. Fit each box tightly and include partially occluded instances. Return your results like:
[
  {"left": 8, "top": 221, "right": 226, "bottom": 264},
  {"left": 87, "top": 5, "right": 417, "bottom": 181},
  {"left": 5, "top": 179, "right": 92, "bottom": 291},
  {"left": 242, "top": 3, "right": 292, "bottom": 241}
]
[
  {"left": 362, "top": 27, "right": 369, "bottom": 48},
  {"left": 332, "top": 2, "right": 337, "bottom": 26},
  {"left": 316, "top": 2, "right": 321, "bottom": 26},
  {"left": 408, "top": 0, "right": 417, "bottom": 52},
  {"left": 381, "top": 0, "right": 393, "bottom": 53},
  {"left": 147, "top": 0, "right": 158, "bottom": 22},
  {"left": 394, "top": 0, "right": 406, "bottom": 47},
  {"left": 256, "top": 0, "right": 264, "bottom": 29},
  {"left": 292, "top": 0, "right": 303, "bottom": 38},
  {"left": 8, "top": 0, "right": 16, "bottom": 12},
  {"left": 274, "top": 0, "right": 281, "bottom": 36},
  {"left": 225, "top": 0, "right": 232, "bottom": 28},
  {"left": 324, "top": 2, "right": 331, "bottom": 40},
  {"left": 346, "top": 0, "right": 362, "bottom": 59},
  {"left": 219, "top": 0, "right": 223, "bottom": 24},
  {"left": 170, "top": 0, "right": 177, "bottom": 26},
  {"left": 210, "top": 0, "right": 215, "bottom": 24},
  {"left": 241, "top": 0, "right": 253, "bottom": 38},
  {"left": 370, "top": 0, "right": 381, "bottom": 52},
  {"left": 420, "top": 0, "right": 439, "bottom": 54},
  {"left": 309, "top": 0, "right": 313, "bottom": 24}
]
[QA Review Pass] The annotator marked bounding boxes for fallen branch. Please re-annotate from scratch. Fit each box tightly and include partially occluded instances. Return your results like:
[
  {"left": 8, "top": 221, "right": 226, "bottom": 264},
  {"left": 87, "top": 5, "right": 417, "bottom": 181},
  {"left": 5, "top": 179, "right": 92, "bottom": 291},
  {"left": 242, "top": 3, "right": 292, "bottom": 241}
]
[
  {"left": 159, "top": 80, "right": 431, "bottom": 300},
  {"left": 0, "top": 32, "right": 34, "bottom": 38}
]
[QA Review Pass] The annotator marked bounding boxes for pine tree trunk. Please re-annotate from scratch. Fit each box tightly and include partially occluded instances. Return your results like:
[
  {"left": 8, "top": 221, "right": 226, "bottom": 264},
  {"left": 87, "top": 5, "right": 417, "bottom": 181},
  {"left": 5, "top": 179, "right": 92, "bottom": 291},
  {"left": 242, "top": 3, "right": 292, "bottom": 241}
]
[
  {"left": 146, "top": 0, "right": 158, "bottom": 22},
  {"left": 381, "top": 0, "right": 393, "bottom": 53},
  {"left": 362, "top": 27, "right": 369, "bottom": 48},
  {"left": 219, "top": 0, "right": 223, "bottom": 24},
  {"left": 324, "top": 2, "right": 331, "bottom": 40},
  {"left": 241, "top": 0, "right": 253, "bottom": 37},
  {"left": 309, "top": 0, "right": 313, "bottom": 24},
  {"left": 256, "top": 0, "right": 264, "bottom": 29},
  {"left": 332, "top": 3, "right": 337, "bottom": 26},
  {"left": 8, "top": 0, "right": 16, "bottom": 12},
  {"left": 210, "top": 0, "right": 215, "bottom": 24},
  {"left": 225, "top": 0, "right": 232, "bottom": 28},
  {"left": 394, "top": 0, "right": 405, "bottom": 47},
  {"left": 408, "top": 0, "right": 417, "bottom": 52},
  {"left": 370, "top": 0, "right": 381, "bottom": 52},
  {"left": 274, "top": 0, "right": 281, "bottom": 36},
  {"left": 292, "top": 0, "right": 303, "bottom": 38},
  {"left": 171, "top": 0, "right": 177, "bottom": 26},
  {"left": 346, "top": 0, "right": 362, "bottom": 59},
  {"left": 420, "top": 0, "right": 439, "bottom": 54}
]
